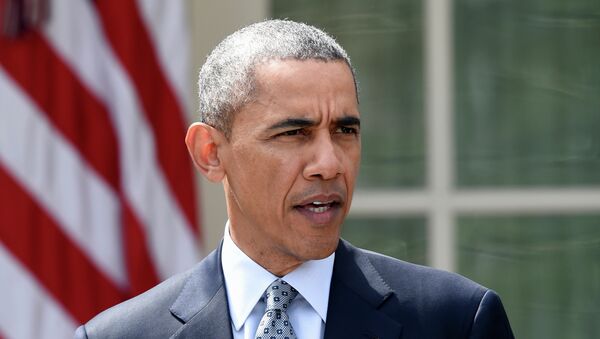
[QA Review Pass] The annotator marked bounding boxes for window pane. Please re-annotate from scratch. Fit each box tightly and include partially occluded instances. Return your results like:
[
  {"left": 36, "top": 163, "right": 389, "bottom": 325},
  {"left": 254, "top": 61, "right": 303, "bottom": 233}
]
[
  {"left": 455, "top": 1, "right": 600, "bottom": 187},
  {"left": 272, "top": 0, "right": 425, "bottom": 188},
  {"left": 342, "top": 217, "right": 426, "bottom": 264},
  {"left": 458, "top": 215, "right": 600, "bottom": 339}
]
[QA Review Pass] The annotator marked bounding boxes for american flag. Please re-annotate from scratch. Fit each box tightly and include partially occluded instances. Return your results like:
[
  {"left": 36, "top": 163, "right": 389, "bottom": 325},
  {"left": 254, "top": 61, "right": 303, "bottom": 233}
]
[{"left": 0, "top": 0, "right": 203, "bottom": 337}]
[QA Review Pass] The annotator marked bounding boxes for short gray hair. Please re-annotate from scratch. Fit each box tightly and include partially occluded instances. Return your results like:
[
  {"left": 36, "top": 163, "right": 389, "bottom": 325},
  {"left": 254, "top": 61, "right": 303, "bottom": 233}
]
[{"left": 198, "top": 19, "right": 356, "bottom": 138}]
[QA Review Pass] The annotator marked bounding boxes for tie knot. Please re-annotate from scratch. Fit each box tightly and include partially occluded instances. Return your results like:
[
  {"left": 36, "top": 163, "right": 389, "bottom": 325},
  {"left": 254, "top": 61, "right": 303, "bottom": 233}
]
[{"left": 264, "top": 279, "right": 298, "bottom": 311}]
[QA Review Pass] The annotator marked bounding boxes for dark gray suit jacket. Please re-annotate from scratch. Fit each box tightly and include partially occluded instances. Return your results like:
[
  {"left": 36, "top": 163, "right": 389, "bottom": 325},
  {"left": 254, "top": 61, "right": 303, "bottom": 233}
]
[{"left": 75, "top": 239, "right": 515, "bottom": 338}]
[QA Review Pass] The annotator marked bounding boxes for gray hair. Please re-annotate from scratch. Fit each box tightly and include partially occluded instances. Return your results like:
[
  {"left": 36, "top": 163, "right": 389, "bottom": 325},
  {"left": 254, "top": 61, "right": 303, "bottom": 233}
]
[{"left": 198, "top": 19, "right": 356, "bottom": 138}]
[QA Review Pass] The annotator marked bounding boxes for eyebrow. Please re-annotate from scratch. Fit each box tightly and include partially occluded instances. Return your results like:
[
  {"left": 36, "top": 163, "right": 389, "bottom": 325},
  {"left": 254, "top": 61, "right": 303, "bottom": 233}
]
[
  {"left": 336, "top": 116, "right": 361, "bottom": 127},
  {"left": 266, "top": 116, "right": 361, "bottom": 131},
  {"left": 267, "top": 118, "right": 316, "bottom": 131}
]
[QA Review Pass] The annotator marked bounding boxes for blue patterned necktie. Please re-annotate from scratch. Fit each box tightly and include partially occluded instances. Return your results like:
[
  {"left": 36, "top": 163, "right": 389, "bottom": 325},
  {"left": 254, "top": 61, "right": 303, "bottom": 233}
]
[{"left": 254, "top": 279, "right": 299, "bottom": 339}]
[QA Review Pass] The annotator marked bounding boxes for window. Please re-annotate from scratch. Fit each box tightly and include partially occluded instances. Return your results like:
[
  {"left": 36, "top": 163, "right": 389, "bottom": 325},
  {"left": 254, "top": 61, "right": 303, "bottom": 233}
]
[{"left": 273, "top": 1, "right": 600, "bottom": 338}]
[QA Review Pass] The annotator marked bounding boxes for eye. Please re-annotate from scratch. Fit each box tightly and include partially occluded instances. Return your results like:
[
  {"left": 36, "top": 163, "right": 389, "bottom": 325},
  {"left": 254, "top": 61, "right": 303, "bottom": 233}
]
[
  {"left": 335, "top": 126, "right": 359, "bottom": 135},
  {"left": 276, "top": 129, "right": 308, "bottom": 137}
]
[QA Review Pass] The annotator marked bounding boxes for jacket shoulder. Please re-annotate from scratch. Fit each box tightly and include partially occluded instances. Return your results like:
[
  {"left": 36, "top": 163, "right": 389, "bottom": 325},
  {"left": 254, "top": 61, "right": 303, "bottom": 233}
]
[
  {"left": 361, "top": 247, "right": 488, "bottom": 299},
  {"left": 360, "top": 247, "right": 489, "bottom": 313},
  {"left": 77, "top": 268, "right": 193, "bottom": 339},
  {"left": 340, "top": 241, "right": 515, "bottom": 337}
]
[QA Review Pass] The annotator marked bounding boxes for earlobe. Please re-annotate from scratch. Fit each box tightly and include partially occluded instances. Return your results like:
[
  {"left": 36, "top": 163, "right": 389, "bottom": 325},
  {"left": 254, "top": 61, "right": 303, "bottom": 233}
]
[{"left": 185, "top": 123, "right": 226, "bottom": 182}]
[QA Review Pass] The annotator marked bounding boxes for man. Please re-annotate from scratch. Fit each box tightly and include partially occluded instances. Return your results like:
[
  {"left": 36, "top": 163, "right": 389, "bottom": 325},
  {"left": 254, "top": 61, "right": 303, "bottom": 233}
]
[{"left": 75, "top": 20, "right": 514, "bottom": 339}]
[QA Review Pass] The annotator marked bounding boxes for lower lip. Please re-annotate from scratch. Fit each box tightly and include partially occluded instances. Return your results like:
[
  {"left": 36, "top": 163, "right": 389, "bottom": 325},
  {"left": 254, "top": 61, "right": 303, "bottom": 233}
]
[{"left": 294, "top": 204, "right": 341, "bottom": 225}]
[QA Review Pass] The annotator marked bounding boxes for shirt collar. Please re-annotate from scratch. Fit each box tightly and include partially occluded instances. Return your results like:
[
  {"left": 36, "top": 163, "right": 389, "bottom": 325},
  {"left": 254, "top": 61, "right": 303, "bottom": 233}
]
[
  {"left": 221, "top": 221, "right": 335, "bottom": 331},
  {"left": 282, "top": 250, "right": 334, "bottom": 323}
]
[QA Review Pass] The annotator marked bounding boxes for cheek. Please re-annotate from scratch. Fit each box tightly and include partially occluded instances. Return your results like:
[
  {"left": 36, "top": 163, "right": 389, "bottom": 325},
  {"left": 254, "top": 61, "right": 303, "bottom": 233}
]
[
  {"left": 233, "top": 147, "right": 301, "bottom": 202},
  {"left": 344, "top": 145, "right": 361, "bottom": 179},
  {"left": 263, "top": 155, "right": 303, "bottom": 191}
]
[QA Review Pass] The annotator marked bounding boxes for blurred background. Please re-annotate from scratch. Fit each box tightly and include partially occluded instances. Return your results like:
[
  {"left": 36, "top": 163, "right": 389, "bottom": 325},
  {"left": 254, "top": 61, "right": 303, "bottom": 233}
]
[{"left": 1, "top": 0, "right": 599, "bottom": 338}]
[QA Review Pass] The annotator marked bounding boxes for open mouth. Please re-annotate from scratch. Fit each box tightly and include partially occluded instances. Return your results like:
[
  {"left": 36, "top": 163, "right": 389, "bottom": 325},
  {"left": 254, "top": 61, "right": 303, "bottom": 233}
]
[{"left": 295, "top": 200, "right": 341, "bottom": 214}]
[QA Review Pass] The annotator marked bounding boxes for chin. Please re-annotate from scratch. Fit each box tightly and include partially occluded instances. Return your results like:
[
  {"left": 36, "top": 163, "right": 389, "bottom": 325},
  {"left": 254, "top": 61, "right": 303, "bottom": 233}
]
[{"left": 297, "top": 237, "right": 339, "bottom": 260}]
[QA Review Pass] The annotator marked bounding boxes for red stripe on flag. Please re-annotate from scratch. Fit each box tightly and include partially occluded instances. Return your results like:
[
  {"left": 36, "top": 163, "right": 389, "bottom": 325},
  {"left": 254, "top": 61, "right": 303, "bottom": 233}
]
[
  {"left": 0, "top": 30, "right": 120, "bottom": 190},
  {"left": 122, "top": 203, "right": 160, "bottom": 295},
  {"left": 0, "top": 165, "right": 125, "bottom": 324},
  {"left": 94, "top": 0, "right": 199, "bottom": 236},
  {"left": 0, "top": 27, "right": 160, "bottom": 296}
]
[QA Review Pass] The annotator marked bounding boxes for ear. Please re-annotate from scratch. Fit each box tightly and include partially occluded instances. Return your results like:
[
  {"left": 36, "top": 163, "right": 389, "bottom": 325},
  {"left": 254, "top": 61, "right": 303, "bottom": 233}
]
[{"left": 185, "top": 122, "right": 227, "bottom": 182}]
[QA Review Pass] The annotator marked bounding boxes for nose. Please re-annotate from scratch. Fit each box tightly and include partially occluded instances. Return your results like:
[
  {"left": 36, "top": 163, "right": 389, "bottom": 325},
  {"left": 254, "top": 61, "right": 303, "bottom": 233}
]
[{"left": 303, "top": 133, "right": 344, "bottom": 180}]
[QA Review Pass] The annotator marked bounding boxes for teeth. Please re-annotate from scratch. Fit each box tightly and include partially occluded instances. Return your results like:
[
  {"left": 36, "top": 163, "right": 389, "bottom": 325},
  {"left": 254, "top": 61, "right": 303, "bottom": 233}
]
[
  {"left": 298, "top": 200, "right": 337, "bottom": 213},
  {"left": 307, "top": 205, "right": 330, "bottom": 213}
]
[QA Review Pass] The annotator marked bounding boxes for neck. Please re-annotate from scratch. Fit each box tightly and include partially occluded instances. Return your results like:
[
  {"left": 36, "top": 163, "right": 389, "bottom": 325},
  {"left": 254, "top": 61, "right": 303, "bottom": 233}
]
[{"left": 228, "top": 224, "right": 303, "bottom": 277}]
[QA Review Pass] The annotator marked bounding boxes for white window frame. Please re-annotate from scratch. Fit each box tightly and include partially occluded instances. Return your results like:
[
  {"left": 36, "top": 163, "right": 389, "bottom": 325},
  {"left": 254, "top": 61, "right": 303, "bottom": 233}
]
[{"left": 348, "top": 0, "right": 600, "bottom": 272}]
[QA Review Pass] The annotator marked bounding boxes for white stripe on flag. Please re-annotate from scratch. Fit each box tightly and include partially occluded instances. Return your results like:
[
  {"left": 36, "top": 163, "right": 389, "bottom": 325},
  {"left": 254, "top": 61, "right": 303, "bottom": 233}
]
[
  {"left": 0, "top": 68, "right": 127, "bottom": 288},
  {"left": 43, "top": 0, "right": 200, "bottom": 279},
  {"left": 136, "top": 0, "right": 193, "bottom": 117},
  {"left": 0, "top": 243, "right": 77, "bottom": 339}
]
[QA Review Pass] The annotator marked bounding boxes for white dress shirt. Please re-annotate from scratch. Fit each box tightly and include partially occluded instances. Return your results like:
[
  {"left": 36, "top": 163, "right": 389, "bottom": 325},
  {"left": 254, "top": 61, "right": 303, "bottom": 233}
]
[{"left": 221, "top": 221, "right": 334, "bottom": 339}]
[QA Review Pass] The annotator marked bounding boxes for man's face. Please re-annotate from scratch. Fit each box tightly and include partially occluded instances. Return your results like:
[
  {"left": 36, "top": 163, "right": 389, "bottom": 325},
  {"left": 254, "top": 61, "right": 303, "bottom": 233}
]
[{"left": 221, "top": 59, "right": 361, "bottom": 272}]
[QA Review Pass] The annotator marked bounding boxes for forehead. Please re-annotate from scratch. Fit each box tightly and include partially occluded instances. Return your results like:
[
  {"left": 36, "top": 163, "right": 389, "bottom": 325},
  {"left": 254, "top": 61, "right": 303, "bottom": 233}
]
[
  {"left": 230, "top": 59, "right": 358, "bottom": 130},
  {"left": 254, "top": 59, "right": 356, "bottom": 99}
]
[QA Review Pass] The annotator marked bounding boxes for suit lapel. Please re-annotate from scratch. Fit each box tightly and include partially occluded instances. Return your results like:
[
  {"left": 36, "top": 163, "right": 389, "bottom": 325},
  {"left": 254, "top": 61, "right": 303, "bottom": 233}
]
[
  {"left": 169, "top": 242, "right": 233, "bottom": 339},
  {"left": 165, "top": 239, "right": 402, "bottom": 338},
  {"left": 324, "top": 240, "right": 403, "bottom": 339}
]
